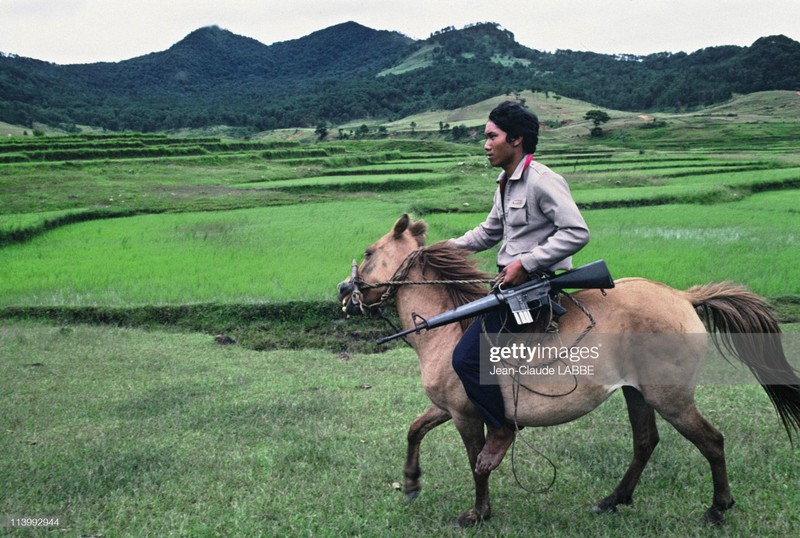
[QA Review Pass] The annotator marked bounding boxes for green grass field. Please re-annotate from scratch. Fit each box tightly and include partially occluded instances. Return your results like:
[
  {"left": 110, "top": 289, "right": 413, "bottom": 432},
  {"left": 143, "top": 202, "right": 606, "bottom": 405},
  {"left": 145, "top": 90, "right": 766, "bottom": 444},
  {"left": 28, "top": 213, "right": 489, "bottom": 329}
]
[
  {"left": 1, "top": 189, "right": 798, "bottom": 307},
  {"left": 2, "top": 91, "right": 800, "bottom": 535},
  {"left": 2, "top": 323, "right": 798, "bottom": 537}
]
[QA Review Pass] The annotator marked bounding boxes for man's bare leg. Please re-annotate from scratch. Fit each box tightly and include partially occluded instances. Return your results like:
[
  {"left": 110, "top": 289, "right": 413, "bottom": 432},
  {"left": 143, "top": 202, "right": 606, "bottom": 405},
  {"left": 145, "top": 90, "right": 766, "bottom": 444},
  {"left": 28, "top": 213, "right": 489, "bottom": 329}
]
[{"left": 475, "top": 423, "right": 515, "bottom": 475}]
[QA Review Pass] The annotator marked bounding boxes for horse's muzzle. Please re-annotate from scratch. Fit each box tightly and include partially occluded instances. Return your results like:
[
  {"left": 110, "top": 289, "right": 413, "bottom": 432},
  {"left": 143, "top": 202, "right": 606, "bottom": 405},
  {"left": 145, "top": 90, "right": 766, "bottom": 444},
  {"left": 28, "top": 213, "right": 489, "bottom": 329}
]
[
  {"left": 337, "top": 259, "right": 364, "bottom": 316},
  {"left": 337, "top": 279, "right": 363, "bottom": 316},
  {"left": 337, "top": 279, "right": 354, "bottom": 302}
]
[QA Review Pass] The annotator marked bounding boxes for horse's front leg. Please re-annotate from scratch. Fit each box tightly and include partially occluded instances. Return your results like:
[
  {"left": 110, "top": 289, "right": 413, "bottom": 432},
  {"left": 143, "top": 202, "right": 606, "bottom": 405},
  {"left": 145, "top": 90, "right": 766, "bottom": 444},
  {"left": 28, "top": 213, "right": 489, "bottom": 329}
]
[
  {"left": 404, "top": 405, "right": 451, "bottom": 501},
  {"left": 454, "top": 415, "right": 491, "bottom": 527}
]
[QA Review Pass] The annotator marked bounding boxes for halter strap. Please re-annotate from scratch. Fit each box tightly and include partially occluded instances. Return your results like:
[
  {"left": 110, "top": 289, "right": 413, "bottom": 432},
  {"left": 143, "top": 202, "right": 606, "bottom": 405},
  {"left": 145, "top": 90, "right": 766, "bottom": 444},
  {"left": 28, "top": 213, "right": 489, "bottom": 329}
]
[{"left": 349, "top": 248, "right": 497, "bottom": 312}]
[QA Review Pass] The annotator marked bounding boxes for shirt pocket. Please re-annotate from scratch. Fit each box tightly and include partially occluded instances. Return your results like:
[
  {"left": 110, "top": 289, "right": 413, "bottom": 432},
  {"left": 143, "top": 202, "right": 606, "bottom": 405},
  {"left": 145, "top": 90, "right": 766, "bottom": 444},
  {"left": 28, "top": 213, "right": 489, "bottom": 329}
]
[{"left": 506, "top": 198, "right": 528, "bottom": 226}]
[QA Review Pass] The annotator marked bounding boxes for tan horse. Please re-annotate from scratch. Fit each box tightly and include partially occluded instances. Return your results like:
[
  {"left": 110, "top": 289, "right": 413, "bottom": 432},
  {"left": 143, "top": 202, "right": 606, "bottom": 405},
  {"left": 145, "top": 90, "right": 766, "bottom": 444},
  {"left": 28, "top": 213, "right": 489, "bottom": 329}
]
[{"left": 337, "top": 214, "right": 800, "bottom": 527}]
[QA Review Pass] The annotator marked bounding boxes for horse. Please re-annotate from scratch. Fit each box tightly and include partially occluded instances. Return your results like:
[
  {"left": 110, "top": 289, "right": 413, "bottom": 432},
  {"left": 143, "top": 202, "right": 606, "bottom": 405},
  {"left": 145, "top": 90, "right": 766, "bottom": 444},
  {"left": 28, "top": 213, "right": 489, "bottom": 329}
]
[{"left": 337, "top": 214, "right": 800, "bottom": 527}]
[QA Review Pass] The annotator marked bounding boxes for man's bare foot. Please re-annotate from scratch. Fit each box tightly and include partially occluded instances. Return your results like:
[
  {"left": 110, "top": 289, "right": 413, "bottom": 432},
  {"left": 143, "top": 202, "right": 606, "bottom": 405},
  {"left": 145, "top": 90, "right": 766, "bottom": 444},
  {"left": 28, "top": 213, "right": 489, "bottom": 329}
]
[{"left": 475, "top": 423, "right": 515, "bottom": 475}]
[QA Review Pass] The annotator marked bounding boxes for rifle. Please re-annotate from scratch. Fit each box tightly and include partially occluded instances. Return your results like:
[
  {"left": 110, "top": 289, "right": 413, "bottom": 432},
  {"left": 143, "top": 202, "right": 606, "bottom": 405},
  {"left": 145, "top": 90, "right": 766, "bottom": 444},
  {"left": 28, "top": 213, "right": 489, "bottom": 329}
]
[{"left": 376, "top": 259, "right": 614, "bottom": 345}]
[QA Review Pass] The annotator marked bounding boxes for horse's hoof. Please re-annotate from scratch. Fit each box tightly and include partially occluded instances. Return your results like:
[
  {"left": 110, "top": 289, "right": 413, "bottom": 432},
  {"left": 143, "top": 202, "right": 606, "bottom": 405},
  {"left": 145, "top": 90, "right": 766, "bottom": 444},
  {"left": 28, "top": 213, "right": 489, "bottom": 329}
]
[
  {"left": 405, "top": 489, "right": 420, "bottom": 503},
  {"left": 590, "top": 502, "right": 617, "bottom": 514},
  {"left": 700, "top": 498, "right": 735, "bottom": 526},
  {"left": 701, "top": 507, "right": 725, "bottom": 526},
  {"left": 591, "top": 495, "right": 625, "bottom": 514},
  {"left": 454, "top": 508, "right": 490, "bottom": 528}
]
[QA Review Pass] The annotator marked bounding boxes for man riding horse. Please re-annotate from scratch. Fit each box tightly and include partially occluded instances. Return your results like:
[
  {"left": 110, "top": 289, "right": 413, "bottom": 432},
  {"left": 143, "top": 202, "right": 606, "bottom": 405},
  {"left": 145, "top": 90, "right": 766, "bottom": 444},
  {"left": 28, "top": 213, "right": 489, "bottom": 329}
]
[{"left": 449, "top": 101, "right": 589, "bottom": 475}]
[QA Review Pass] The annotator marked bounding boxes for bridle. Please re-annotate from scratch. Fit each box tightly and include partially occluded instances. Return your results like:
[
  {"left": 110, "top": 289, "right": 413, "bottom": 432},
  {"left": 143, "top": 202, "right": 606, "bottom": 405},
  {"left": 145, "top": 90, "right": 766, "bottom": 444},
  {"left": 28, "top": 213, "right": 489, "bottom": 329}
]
[
  {"left": 345, "top": 248, "right": 424, "bottom": 313},
  {"left": 343, "top": 247, "right": 497, "bottom": 313}
]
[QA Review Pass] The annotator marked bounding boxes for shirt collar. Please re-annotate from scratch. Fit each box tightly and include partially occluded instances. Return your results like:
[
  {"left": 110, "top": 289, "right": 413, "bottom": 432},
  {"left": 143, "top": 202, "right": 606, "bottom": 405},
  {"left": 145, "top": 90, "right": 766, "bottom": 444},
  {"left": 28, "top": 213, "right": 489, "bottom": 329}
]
[{"left": 496, "top": 154, "right": 533, "bottom": 183}]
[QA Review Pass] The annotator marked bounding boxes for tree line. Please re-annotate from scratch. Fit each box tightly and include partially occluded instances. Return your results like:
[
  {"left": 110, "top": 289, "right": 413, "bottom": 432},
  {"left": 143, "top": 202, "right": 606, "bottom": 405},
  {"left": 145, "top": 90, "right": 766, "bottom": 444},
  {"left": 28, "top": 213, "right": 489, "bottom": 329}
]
[{"left": 1, "top": 23, "right": 798, "bottom": 133}]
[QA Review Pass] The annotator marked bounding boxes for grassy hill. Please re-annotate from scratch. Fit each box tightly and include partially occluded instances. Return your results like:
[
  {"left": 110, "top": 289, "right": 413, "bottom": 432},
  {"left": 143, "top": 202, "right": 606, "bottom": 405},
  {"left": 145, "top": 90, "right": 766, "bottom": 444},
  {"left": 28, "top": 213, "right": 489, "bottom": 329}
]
[
  {"left": 395, "top": 89, "right": 800, "bottom": 128},
  {"left": 7, "top": 90, "right": 798, "bottom": 152},
  {"left": 303, "top": 90, "right": 800, "bottom": 149},
  {"left": 382, "top": 89, "right": 630, "bottom": 134},
  {"left": 0, "top": 120, "right": 30, "bottom": 137}
]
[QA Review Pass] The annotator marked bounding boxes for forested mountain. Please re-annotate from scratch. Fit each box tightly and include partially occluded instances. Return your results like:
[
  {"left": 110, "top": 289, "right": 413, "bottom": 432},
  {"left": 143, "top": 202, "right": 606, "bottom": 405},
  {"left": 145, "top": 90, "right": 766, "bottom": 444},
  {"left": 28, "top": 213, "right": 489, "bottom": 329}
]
[{"left": 1, "top": 21, "right": 798, "bottom": 132}]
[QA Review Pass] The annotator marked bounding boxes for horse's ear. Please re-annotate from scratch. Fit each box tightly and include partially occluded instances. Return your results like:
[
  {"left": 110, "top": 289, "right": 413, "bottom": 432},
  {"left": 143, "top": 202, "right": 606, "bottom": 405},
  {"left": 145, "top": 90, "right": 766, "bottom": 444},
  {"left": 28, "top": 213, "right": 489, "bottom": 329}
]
[
  {"left": 409, "top": 220, "right": 427, "bottom": 245},
  {"left": 393, "top": 214, "right": 410, "bottom": 239}
]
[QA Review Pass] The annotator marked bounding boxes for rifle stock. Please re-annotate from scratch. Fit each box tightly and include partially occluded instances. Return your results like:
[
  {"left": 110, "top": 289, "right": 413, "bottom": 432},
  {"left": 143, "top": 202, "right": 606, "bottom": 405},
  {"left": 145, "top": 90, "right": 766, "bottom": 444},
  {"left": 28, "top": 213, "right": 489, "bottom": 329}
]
[
  {"left": 550, "top": 259, "right": 615, "bottom": 292},
  {"left": 375, "top": 260, "right": 614, "bottom": 345}
]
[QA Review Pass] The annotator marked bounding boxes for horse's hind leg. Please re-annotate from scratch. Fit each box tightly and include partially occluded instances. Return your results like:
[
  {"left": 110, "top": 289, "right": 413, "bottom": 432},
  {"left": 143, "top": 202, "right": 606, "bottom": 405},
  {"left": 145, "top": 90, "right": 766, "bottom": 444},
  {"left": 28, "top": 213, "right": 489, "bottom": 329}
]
[
  {"left": 404, "top": 405, "right": 451, "bottom": 501},
  {"left": 593, "top": 386, "right": 660, "bottom": 514},
  {"left": 654, "top": 393, "right": 735, "bottom": 524}
]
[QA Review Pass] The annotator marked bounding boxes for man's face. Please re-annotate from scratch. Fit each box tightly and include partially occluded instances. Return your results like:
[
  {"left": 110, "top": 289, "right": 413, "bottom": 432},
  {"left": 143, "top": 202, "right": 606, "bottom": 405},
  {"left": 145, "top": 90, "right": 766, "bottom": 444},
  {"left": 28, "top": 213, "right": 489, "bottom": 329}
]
[{"left": 484, "top": 120, "right": 518, "bottom": 170}]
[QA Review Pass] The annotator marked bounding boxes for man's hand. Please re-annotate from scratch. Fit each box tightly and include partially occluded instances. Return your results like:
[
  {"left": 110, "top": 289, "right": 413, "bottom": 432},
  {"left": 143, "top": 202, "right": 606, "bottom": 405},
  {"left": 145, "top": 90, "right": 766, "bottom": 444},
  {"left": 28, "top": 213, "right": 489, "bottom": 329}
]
[{"left": 500, "top": 259, "right": 528, "bottom": 287}]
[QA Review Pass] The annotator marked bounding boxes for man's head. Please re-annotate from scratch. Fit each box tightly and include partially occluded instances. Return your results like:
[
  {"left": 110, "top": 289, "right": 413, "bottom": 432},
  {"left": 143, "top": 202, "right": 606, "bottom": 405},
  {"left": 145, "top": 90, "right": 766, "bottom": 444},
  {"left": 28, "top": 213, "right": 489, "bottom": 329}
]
[{"left": 488, "top": 101, "right": 539, "bottom": 155}]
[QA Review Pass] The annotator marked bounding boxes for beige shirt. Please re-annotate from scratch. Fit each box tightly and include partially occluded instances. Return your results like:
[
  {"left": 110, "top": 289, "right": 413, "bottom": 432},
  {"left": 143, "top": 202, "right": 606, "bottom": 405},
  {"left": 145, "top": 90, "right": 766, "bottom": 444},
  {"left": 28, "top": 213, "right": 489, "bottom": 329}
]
[{"left": 451, "top": 157, "right": 589, "bottom": 272}]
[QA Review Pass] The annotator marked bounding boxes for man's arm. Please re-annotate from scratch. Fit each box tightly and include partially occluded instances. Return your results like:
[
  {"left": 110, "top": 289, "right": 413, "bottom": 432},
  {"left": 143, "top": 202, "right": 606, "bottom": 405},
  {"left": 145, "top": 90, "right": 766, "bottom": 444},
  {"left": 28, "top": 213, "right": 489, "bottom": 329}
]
[
  {"left": 518, "top": 174, "right": 589, "bottom": 274},
  {"left": 450, "top": 191, "right": 504, "bottom": 253}
]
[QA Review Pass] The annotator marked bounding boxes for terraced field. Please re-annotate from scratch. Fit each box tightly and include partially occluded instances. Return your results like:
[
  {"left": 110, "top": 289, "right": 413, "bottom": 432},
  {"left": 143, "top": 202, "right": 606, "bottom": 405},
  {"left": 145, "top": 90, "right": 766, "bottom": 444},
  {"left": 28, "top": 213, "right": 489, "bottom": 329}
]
[
  {"left": 2, "top": 92, "right": 800, "bottom": 536},
  {"left": 1, "top": 92, "right": 799, "bottom": 346}
]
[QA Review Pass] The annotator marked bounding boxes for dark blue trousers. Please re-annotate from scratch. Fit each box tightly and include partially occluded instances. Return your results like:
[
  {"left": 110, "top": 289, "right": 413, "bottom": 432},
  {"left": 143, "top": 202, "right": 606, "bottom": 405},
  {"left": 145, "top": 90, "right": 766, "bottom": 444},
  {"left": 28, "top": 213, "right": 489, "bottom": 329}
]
[{"left": 452, "top": 309, "right": 522, "bottom": 428}]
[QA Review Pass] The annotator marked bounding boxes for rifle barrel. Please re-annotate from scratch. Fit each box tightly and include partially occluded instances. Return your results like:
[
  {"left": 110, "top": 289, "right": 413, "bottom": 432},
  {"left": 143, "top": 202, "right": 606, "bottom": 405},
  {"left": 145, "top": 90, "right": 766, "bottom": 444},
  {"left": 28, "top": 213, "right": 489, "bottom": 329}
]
[{"left": 375, "top": 325, "right": 425, "bottom": 345}]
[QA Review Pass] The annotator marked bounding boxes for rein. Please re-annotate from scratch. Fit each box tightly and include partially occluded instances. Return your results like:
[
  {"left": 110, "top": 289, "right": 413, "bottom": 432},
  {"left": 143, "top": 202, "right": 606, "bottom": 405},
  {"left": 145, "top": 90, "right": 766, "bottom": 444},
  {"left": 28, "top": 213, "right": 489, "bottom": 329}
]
[{"left": 348, "top": 247, "right": 498, "bottom": 312}]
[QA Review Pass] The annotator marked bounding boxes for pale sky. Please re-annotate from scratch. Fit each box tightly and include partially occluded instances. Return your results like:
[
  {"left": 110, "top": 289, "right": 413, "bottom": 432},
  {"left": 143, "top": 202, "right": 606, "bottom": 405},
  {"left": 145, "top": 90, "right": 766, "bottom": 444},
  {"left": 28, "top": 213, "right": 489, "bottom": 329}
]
[{"left": 1, "top": 0, "right": 799, "bottom": 65}]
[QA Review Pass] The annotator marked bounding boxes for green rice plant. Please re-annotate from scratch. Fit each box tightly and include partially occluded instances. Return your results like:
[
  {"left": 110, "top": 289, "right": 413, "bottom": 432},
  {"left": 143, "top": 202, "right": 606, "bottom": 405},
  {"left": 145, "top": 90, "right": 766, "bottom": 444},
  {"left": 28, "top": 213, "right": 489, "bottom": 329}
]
[
  {"left": 424, "top": 189, "right": 800, "bottom": 298},
  {"left": 0, "top": 209, "right": 85, "bottom": 232},
  {"left": 569, "top": 167, "right": 800, "bottom": 206},
  {"left": 20, "top": 145, "right": 211, "bottom": 162},
  {"left": 236, "top": 172, "right": 447, "bottom": 191},
  {"left": 0, "top": 152, "right": 30, "bottom": 163},
  {"left": 0, "top": 208, "right": 137, "bottom": 246},
  {"left": 3, "top": 190, "right": 794, "bottom": 308},
  {"left": 0, "top": 156, "right": 313, "bottom": 215},
  {"left": 1, "top": 135, "right": 798, "bottom": 307},
  {"left": 0, "top": 199, "right": 406, "bottom": 307},
  {"left": 316, "top": 162, "right": 452, "bottom": 176},
  {"left": 581, "top": 200, "right": 800, "bottom": 297},
  {"left": 570, "top": 160, "right": 769, "bottom": 174}
]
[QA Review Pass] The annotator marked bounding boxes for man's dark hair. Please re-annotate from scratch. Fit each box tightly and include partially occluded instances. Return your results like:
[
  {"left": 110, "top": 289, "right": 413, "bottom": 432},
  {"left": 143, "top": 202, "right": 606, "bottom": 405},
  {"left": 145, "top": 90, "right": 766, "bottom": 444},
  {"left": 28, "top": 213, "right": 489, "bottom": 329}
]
[{"left": 489, "top": 101, "right": 539, "bottom": 154}]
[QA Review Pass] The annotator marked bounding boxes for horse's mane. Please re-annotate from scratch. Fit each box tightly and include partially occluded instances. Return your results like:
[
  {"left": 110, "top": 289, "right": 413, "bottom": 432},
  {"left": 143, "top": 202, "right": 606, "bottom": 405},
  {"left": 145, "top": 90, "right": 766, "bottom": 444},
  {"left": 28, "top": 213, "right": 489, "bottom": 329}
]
[{"left": 419, "top": 241, "right": 493, "bottom": 309}]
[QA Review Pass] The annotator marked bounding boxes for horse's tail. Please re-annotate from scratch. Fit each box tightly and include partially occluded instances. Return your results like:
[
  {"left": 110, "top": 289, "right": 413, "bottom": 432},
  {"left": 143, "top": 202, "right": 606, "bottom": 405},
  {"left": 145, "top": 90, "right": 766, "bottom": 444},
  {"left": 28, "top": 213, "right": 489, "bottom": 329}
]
[{"left": 686, "top": 282, "right": 800, "bottom": 442}]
